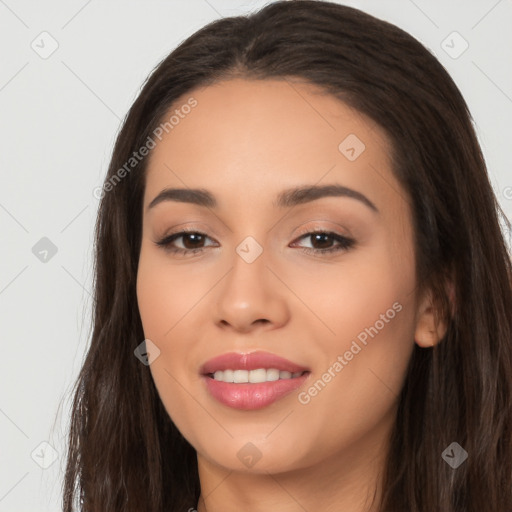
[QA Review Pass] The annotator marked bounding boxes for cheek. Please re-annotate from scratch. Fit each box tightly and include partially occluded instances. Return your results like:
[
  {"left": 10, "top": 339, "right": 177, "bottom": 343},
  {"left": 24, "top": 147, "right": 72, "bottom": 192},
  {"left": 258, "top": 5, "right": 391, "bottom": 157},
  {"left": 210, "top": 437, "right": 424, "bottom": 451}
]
[
  {"left": 136, "top": 244, "right": 218, "bottom": 435},
  {"left": 280, "top": 238, "right": 415, "bottom": 351},
  {"left": 300, "top": 257, "right": 416, "bottom": 439},
  {"left": 288, "top": 293, "right": 415, "bottom": 469},
  {"left": 136, "top": 250, "right": 206, "bottom": 447},
  {"left": 291, "top": 236, "right": 416, "bottom": 416},
  {"left": 306, "top": 276, "right": 415, "bottom": 408},
  {"left": 136, "top": 243, "right": 210, "bottom": 340}
]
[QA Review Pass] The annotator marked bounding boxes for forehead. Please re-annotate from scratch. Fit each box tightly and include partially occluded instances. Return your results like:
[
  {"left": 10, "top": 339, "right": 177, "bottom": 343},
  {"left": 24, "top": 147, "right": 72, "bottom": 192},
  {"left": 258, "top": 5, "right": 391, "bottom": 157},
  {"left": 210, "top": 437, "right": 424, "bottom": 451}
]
[{"left": 143, "top": 78, "right": 401, "bottom": 214}]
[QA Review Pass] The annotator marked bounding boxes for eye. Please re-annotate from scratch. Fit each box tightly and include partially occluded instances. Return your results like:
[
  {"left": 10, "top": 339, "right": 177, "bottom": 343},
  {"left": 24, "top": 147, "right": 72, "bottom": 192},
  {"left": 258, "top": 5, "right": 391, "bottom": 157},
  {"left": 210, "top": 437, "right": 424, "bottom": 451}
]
[
  {"left": 154, "top": 228, "right": 217, "bottom": 256},
  {"left": 154, "top": 228, "right": 356, "bottom": 256},
  {"left": 290, "top": 229, "right": 355, "bottom": 255}
]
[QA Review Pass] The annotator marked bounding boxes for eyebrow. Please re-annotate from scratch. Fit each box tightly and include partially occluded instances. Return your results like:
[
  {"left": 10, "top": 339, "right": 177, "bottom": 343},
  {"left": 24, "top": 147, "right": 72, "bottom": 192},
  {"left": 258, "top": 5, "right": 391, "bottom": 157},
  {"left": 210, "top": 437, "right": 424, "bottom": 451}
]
[{"left": 147, "top": 184, "right": 379, "bottom": 214}]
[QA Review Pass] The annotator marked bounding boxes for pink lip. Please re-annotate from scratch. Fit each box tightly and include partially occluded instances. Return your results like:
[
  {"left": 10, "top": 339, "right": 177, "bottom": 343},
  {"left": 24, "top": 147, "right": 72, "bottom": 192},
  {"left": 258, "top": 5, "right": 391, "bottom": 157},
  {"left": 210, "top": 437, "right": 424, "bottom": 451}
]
[
  {"left": 200, "top": 351, "right": 310, "bottom": 375},
  {"left": 200, "top": 351, "right": 311, "bottom": 410}
]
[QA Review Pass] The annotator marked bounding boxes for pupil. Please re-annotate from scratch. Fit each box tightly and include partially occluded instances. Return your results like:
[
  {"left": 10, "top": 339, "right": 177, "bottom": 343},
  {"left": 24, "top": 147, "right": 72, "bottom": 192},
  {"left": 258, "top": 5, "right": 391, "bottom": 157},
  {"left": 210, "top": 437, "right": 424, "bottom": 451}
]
[
  {"left": 184, "top": 233, "right": 203, "bottom": 249},
  {"left": 313, "top": 233, "right": 331, "bottom": 249}
]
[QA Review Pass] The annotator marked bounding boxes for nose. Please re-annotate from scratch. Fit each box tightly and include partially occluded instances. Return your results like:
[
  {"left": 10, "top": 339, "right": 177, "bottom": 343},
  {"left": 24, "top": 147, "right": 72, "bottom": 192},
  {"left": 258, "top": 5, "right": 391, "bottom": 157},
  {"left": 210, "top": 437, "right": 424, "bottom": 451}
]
[{"left": 213, "top": 243, "right": 290, "bottom": 334}]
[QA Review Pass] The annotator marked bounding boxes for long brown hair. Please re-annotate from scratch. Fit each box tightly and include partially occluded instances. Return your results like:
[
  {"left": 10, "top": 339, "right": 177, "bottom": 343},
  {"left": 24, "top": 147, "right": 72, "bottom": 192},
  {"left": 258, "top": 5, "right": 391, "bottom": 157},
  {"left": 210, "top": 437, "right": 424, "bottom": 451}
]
[{"left": 61, "top": 1, "right": 512, "bottom": 510}]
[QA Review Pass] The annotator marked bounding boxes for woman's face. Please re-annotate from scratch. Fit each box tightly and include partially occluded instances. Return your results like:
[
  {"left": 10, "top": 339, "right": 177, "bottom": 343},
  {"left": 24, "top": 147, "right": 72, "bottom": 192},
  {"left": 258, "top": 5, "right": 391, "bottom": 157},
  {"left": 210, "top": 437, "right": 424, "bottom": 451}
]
[{"left": 136, "top": 78, "right": 430, "bottom": 477}]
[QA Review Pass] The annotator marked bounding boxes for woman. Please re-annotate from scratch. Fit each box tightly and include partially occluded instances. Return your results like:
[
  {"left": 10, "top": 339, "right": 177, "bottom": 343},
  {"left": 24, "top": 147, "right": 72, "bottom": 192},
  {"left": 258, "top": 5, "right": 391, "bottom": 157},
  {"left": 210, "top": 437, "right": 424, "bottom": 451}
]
[{"left": 62, "top": 1, "right": 512, "bottom": 511}]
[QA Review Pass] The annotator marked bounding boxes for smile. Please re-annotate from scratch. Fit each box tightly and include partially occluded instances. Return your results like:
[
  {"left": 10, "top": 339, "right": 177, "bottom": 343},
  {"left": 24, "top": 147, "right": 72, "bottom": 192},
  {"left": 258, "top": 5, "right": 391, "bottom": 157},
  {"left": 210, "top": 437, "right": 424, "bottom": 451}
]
[
  {"left": 200, "top": 350, "right": 311, "bottom": 410},
  {"left": 208, "top": 368, "right": 307, "bottom": 383}
]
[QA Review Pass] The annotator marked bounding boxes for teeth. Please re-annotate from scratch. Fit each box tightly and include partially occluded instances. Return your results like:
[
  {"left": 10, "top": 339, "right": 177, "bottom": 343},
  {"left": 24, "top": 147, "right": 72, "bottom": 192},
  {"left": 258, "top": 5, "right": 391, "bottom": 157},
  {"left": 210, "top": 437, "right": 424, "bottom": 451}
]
[
  {"left": 249, "top": 368, "right": 267, "bottom": 383},
  {"left": 267, "top": 368, "right": 280, "bottom": 381},
  {"left": 233, "top": 370, "right": 248, "bottom": 383},
  {"left": 211, "top": 368, "right": 305, "bottom": 383}
]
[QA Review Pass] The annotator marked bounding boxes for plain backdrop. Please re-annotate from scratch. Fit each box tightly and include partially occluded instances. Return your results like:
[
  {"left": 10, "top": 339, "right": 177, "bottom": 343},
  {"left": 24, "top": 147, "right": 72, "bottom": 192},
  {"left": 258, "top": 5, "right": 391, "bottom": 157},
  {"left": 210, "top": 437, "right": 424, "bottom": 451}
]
[{"left": 0, "top": 0, "right": 511, "bottom": 510}]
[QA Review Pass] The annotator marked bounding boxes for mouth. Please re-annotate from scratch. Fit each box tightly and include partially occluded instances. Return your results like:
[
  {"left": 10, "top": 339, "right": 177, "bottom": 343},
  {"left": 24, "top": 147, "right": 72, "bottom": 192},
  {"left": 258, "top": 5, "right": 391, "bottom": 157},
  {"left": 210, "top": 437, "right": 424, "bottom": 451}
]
[
  {"left": 200, "top": 351, "right": 311, "bottom": 410},
  {"left": 205, "top": 368, "right": 309, "bottom": 383},
  {"left": 200, "top": 350, "right": 310, "bottom": 375}
]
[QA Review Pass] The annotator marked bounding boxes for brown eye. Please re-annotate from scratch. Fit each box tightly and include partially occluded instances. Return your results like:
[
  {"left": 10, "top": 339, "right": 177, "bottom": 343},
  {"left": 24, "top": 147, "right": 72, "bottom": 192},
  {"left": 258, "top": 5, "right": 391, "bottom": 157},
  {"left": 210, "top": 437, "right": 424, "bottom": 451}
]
[
  {"left": 290, "top": 230, "right": 355, "bottom": 255},
  {"left": 155, "top": 230, "right": 217, "bottom": 255},
  {"left": 155, "top": 229, "right": 355, "bottom": 257}
]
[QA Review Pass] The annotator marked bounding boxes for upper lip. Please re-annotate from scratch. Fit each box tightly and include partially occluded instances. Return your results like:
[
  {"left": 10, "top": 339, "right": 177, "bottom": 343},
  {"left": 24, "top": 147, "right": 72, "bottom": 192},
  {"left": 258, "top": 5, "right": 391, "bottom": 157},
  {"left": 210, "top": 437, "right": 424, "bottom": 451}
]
[{"left": 200, "top": 351, "right": 310, "bottom": 375}]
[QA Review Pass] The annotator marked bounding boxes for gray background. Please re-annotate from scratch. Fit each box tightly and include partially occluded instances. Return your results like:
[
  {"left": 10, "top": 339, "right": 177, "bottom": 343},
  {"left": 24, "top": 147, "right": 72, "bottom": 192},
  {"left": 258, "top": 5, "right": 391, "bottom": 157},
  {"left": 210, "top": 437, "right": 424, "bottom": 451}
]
[{"left": 0, "top": 0, "right": 511, "bottom": 510}]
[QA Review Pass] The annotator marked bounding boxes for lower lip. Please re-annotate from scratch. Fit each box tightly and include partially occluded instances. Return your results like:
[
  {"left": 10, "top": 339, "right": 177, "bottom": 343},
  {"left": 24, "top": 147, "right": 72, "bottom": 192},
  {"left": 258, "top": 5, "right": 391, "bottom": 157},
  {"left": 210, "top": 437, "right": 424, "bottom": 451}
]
[{"left": 202, "top": 373, "right": 310, "bottom": 410}]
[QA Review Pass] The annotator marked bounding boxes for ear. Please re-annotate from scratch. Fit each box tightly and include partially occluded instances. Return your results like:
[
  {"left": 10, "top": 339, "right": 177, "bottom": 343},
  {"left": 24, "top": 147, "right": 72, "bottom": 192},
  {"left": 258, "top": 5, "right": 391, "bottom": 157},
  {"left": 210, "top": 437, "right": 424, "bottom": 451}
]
[{"left": 414, "top": 286, "right": 449, "bottom": 348}]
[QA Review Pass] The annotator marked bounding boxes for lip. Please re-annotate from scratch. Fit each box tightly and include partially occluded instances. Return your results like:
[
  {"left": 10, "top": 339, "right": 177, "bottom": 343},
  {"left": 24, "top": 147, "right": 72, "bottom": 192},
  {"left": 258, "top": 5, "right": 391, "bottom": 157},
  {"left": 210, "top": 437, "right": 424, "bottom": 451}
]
[
  {"left": 200, "top": 351, "right": 311, "bottom": 410},
  {"left": 200, "top": 350, "right": 310, "bottom": 375}
]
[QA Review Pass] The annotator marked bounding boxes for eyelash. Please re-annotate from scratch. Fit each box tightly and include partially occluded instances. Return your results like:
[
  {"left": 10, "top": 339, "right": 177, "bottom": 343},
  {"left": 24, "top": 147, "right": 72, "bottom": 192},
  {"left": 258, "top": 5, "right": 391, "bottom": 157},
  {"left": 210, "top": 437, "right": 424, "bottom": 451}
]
[{"left": 154, "top": 227, "right": 355, "bottom": 257}]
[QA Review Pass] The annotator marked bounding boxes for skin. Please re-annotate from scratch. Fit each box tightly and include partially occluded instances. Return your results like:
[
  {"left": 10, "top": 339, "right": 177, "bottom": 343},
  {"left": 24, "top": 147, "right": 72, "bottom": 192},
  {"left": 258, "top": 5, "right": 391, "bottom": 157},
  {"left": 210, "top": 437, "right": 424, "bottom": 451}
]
[{"left": 136, "top": 78, "right": 447, "bottom": 512}]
